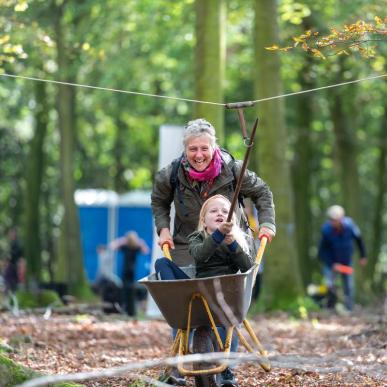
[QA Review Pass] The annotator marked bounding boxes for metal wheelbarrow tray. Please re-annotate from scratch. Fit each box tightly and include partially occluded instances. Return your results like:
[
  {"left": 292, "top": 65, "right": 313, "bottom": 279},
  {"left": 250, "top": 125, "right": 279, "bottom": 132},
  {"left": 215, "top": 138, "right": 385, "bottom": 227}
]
[
  {"left": 140, "top": 264, "right": 257, "bottom": 329},
  {"left": 139, "top": 239, "right": 271, "bottom": 381}
]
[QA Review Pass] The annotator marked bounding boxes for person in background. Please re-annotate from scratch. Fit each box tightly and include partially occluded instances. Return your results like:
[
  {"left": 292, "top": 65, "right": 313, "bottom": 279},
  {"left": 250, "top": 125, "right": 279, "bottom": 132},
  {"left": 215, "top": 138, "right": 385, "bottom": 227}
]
[
  {"left": 112, "top": 231, "right": 149, "bottom": 316},
  {"left": 3, "top": 228, "right": 25, "bottom": 293},
  {"left": 93, "top": 245, "right": 123, "bottom": 311},
  {"left": 95, "top": 245, "right": 122, "bottom": 287},
  {"left": 318, "top": 205, "right": 367, "bottom": 312}
]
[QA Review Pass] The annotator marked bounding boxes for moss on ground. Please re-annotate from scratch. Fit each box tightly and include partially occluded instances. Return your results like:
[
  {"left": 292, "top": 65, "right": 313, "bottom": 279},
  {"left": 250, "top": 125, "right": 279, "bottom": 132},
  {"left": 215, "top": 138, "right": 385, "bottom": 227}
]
[
  {"left": 0, "top": 353, "right": 82, "bottom": 387},
  {"left": 14, "top": 289, "right": 63, "bottom": 309}
]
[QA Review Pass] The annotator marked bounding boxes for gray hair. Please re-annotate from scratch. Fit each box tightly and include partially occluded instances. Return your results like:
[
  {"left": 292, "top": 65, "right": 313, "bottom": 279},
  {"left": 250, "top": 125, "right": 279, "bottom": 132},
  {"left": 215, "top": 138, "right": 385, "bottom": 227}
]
[
  {"left": 327, "top": 205, "right": 345, "bottom": 220},
  {"left": 183, "top": 118, "right": 218, "bottom": 148}
]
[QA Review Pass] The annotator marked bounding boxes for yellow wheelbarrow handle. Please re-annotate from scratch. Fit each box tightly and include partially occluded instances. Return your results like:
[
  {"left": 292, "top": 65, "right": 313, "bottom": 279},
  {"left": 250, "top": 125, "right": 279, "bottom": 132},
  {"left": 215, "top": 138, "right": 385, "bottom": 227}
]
[
  {"left": 162, "top": 242, "right": 173, "bottom": 260},
  {"left": 255, "top": 236, "right": 267, "bottom": 266}
]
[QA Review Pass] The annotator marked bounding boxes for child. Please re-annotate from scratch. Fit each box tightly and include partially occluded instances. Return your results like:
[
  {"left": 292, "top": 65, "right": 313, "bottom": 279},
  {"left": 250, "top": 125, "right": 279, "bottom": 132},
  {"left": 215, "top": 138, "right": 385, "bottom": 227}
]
[
  {"left": 155, "top": 194, "right": 253, "bottom": 387},
  {"left": 155, "top": 194, "right": 253, "bottom": 280},
  {"left": 189, "top": 194, "right": 253, "bottom": 278}
]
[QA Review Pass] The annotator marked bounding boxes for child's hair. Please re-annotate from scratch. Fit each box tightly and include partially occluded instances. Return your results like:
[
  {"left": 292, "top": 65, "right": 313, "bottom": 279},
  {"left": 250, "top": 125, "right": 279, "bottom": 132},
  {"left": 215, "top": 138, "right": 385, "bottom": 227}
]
[{"left": 198, "top": 194, "right": 250, "bottom": 253}]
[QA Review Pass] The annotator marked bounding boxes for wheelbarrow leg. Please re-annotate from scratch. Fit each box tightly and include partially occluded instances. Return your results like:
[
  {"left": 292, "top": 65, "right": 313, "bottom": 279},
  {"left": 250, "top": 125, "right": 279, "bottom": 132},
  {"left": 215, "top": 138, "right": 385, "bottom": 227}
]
[
  {"left": 171, "top": 329, "right": 183, "bottom": 355},
  {"left": 235, "top": 319, "right": 271, "bottom": 372},
  {"left": 158, "top": 329, "right": 186, "bottom": 384}
]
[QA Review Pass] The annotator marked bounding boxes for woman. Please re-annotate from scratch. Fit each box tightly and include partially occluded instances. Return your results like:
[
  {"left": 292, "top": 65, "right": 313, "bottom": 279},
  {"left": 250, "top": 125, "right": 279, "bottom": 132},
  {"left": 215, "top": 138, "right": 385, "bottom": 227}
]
[{"left": 151, "top": 118, "right": 276, "bottom": 267}]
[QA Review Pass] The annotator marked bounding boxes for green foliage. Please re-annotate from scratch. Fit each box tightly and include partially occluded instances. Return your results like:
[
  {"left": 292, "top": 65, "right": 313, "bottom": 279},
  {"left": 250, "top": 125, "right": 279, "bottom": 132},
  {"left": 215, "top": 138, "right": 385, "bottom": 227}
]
[
  {"left": 0, "top": 340, "right": 13, "bottom": 354},
  {"left": 286, "top": 296, "right": 322, "bottom": 319},
  {"left": 14, "top": 290, "right": 38, "bottom": 308},
  {"left": 129, "top": 381, "right": 147, "bottom": 387},
  {"left": 250, "top": 296, "right": 321, "bottom": 319},
  {"left": 0, "top": 353, "right": 39, "bottom": 385},
  {"left": 0, "top": 353, "right": 83, "bottom": 386},
  {"left": 15, "top": 289, "right": 63, "bottom": 309},
  {"left": 38, "top": 289, "right": 62, "bottom": 306},
  {"left": 280, "top": 0, "right": 311, "bottom": 25},
  {"left": 69, "top": 282, "right": 95, "bottom": 301}
]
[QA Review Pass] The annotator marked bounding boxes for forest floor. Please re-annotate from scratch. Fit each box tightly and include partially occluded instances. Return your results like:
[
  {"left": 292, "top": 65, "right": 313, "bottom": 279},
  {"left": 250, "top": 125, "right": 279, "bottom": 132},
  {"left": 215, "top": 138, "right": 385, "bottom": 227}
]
[{"left": 0, "top": 304, "right": 386, "bottom": 387}]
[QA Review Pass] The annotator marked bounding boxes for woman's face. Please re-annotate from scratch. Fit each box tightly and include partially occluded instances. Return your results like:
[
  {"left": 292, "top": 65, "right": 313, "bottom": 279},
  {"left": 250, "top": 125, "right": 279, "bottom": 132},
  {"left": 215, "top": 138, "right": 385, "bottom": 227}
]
[
  {"left": 185, "top": 135, "right": 214, "bottom": 171},
  {"left": 203, "top": 198, "right": 230, "bottom": 233}
]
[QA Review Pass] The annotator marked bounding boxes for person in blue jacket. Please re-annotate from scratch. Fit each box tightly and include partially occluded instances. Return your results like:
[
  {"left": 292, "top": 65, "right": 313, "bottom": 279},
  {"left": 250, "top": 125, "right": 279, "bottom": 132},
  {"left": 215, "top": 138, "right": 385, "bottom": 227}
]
[{"left": 318, "top": 205, "right": 367, "bottom": 311}]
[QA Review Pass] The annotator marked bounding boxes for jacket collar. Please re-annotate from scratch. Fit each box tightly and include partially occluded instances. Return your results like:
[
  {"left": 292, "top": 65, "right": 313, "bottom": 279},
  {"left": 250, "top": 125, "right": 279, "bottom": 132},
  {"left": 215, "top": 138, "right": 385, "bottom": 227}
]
[{"left": 177, "top": 150, "right": 234, "bottom": 192}]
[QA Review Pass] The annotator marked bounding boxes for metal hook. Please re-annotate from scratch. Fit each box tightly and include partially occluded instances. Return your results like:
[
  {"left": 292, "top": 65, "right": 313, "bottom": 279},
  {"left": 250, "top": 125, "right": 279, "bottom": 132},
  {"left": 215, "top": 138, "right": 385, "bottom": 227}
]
[{"left": 243, "top": 138, "right": 254, "bottom": 147}]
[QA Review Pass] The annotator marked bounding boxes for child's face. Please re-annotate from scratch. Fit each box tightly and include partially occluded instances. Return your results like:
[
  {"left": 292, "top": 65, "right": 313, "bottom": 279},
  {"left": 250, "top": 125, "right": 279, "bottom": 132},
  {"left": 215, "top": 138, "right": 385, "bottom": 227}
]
[{"left": 203, "top": 198, "right": 230, "bottom": 233}]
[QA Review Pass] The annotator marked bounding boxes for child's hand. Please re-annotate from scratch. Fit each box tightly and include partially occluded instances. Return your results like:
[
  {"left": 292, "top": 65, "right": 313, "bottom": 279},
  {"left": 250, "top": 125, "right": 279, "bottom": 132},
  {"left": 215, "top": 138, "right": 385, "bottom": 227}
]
[
  {"left": 218, "top": 221, "right": 233, "bottom": 235},
  {"left": 224, "top": 233, "right": 235, "bottom": 245}
]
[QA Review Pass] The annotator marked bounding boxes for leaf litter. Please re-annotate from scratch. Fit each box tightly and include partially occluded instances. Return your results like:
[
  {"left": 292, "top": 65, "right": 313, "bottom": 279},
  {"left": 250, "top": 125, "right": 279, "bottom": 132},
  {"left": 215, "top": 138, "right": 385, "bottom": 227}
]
[{"left": 0, "top": 307, "right": 386, "bottom": 386}]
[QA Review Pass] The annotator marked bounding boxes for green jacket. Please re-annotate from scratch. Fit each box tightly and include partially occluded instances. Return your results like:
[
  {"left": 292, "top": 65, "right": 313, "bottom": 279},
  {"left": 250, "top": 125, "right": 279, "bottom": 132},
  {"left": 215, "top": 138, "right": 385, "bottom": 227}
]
[
  {"left": 189, "top": 231, "right": 254, "bottom": 278},
  {"left": 151, "top": 150, "right": 275, "bottom": 265}
]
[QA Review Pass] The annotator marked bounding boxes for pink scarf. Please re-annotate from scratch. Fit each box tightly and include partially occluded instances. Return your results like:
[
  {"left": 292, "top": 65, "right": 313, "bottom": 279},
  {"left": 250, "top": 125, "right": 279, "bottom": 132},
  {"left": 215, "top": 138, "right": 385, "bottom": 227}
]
[{"left": 183, "top": 147, "right": 223, "bottom": 182}]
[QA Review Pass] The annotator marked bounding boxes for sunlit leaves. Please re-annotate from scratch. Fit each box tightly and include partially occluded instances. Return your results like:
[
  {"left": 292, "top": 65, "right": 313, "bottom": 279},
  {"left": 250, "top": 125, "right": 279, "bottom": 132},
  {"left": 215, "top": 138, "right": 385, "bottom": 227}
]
[
  {"left": 267, "top": 17, "right": 387, "bottom": 58},
  {"left": 265, "top": 44, "right": 293, "bottom": 52},
  {"left": 14, "top": 0, "right": 28, "bottom": 12},
  {"left": 280, "top": 0, "right": 311, "bottom": 25},
  {"left": 0, "top": 1, "right": 29, "bottom": 68}
]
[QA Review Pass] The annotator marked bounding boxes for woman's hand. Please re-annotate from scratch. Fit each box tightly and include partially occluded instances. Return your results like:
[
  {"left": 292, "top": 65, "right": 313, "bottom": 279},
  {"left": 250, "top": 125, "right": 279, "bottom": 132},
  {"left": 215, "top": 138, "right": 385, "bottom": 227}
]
[
  {"left": 218, "top": 221, "right": 233, "bottom": 235},
  {"left": 258, "top": 226, "right": 275, "bottom": 243},
  {"left": 158, "top": 228, "right": 175, "bottom": 249}
]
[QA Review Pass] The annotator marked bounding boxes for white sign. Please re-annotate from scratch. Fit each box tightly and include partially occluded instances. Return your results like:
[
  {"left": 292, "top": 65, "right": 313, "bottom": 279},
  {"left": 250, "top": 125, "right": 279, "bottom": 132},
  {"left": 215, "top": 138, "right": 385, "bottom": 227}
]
[{"left": 146, "top": 125, "right": 184, "bottom": 317}]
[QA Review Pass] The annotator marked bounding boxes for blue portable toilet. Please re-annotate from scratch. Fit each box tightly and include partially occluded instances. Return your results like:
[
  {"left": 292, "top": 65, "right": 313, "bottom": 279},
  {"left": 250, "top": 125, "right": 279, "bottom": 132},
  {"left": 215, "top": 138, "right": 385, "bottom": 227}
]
[{"left": 75, "top": 189, "right": 153, "bottom": 283}]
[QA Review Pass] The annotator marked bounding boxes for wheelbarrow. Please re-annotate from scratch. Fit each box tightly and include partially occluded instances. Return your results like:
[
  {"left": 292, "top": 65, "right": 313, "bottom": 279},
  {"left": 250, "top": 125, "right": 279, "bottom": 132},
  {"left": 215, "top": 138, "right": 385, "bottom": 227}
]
[{"left": 139, "top": 237, "right": 271, "bottom": 386}]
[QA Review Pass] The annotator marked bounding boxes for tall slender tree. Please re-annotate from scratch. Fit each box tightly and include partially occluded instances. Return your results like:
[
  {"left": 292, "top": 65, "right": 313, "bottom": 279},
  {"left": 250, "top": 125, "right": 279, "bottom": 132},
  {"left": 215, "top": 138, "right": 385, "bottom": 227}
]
[
  {"left": 291, "top": 54, "right": 316, "bottom": 287},
  {"left": 195, "top": 0, "right": 226, "bottom": 139},
  {"left": 329, "top": 61, "right": 362, "bottom": 223},
  {"left": 54, "top": 1, "right": 88, "bottom": 296},
  {"left": 368, "top": 103, "right": 387, "bottom": 291},
  {"left": 23, "top": 80, "right": 49, "bottom": 286},
  {"left": 254, "top": 0, "right": 303, "bottom": 308}
]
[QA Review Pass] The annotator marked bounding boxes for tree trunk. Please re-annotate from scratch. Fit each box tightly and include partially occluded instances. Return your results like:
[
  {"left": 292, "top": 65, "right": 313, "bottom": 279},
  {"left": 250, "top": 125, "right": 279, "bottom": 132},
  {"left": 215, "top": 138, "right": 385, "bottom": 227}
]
[
  {"left": 194, "top": 0, "right": 225, "bottom": 141},
  {"left": 330, "top": 93, "right": 362, "bottom": 221},
  {"left": 329, "top": 63, "right": 362, "bottom": 223},
  {"left": 291, "top": 54, "right": 316, "bottom": 287},
  {"left": 113, "top": 96, "right": 128, "bottom": 193},
  {"left": 54, "top": 2, "right": 88, "bottom": 297},
  {"left": 329, "top": 62, "right": 364, "bottom": 300},
  {"left": 254, "top": 0, "right": 303, "bottom": 308},
  {"left": 23, "top": 80, "right": 48, "bottom": 287},
  {"left": 368, "top": 105, "right": 387, "bottom": 291}
]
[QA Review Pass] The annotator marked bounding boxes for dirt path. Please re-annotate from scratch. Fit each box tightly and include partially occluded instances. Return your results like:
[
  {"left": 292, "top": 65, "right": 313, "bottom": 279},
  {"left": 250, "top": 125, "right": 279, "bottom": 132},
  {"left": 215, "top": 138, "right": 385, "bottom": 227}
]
[{"left": 1, "top": 308, "right": 386, "bottom": 386}]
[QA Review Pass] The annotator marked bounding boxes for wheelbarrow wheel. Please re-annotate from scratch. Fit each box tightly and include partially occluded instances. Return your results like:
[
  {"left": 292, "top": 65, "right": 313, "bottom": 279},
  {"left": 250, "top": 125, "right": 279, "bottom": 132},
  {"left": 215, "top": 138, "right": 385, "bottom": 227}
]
[{"left": 192, "top": 326, "right": 219, "bottom": 387}]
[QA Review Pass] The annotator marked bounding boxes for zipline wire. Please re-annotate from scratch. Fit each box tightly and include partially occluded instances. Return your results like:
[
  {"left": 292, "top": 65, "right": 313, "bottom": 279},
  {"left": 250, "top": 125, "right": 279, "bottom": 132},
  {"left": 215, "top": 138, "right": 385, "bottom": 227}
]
[
  {"left": 0, "top": 72, "right": 386, "bottom": 106},
  {"left": 250, "top": 73, "right": 386, "bottom": 104},
  {"left": 0, "top": 73, "right": 224, "bottom": 106}
]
